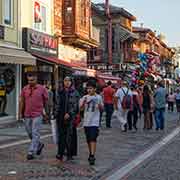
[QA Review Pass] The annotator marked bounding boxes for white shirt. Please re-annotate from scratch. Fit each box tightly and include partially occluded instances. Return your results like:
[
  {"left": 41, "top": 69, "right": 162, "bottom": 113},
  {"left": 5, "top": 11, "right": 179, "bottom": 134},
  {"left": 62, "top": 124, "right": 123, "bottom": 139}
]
[
  {"left": 175, "top": 93, "right": 180, "bottom": 100},
  {"left": 115, "top": 87, "right": 132, "bottom": 110},
  {"left": 80, "top": 94, "right": 103, "bottom": 127}
]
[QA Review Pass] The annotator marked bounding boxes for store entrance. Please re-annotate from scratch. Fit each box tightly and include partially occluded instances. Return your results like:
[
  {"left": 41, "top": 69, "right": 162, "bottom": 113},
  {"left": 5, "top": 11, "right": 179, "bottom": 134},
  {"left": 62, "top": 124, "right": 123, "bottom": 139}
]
[{"left": 0, "top": 64, "right": 16, "bottom": 118}]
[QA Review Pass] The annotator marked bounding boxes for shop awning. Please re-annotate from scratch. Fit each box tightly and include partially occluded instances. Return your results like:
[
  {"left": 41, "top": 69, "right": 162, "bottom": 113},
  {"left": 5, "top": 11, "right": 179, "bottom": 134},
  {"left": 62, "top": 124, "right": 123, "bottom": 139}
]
[
  {"left": 119, "top": 26, "right": 138, "bottom": 42},
  {"left": 0, "top": 46, "right": 36, "bottom": 65},
  {"left": 33, "top": 53, "right": 84, "bottom": 67},
  {"left": 33, "top": 54, "right": 96, "bottom": 77},
  {"left": 96, "top": 74, "right": 122, "bottom": 86}
]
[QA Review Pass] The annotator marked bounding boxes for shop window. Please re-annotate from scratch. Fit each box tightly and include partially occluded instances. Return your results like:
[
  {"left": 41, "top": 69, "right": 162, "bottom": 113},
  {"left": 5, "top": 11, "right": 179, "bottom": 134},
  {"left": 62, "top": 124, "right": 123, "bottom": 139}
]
[
  {"left": 3, "top": 0, "right": 13, "bottom": 26},
  {"left": 33, "top": 1, "right": 47, "bottom": 32}
]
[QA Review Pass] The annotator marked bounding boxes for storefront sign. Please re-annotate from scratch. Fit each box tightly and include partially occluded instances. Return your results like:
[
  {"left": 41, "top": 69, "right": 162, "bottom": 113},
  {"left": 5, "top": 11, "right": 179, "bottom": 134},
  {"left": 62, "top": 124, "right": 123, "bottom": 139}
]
[
  {"left": 22, "top": 28, "right": 58, "bottom": 57},
  {"left": 0, "top": 25, "right": 4, "bottom": 39},
  {"left": 58, "top": 44, "right": 87, "bottom": 66},
  {"left": 88, "top": 63, "right": 122, "bottom": 71},
  {"left": 73, "top": 70, "right": 87, "bottom": 76}
]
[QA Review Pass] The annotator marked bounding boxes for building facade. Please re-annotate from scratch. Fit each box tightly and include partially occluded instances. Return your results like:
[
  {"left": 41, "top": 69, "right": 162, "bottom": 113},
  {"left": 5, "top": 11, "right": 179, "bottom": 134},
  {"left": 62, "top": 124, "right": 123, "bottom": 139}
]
[
  {"left": 88, "top": 3, "right": 138, "bottom": 76},
  {"left": 133, "top": 27, "right": 175, "bottom": 79},
  {"left": 54, "top": 0, "right": 99, "bottom": 82},
  {"left": 21, "top": 0, "right": 60, "bottom": 88},
  {"left": 0, "top": 0, "right": 35, "bottom": 121}
]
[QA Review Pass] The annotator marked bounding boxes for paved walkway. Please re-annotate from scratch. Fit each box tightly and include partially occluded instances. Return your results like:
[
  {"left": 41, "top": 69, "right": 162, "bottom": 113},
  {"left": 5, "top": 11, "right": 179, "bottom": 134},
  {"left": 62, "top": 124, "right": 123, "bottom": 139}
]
[
  {"left": 126, "top": 132, "right": 180, "bottom": 180},
  {"left": 0, "top": 111, "right": 179, "bottom": 180}
]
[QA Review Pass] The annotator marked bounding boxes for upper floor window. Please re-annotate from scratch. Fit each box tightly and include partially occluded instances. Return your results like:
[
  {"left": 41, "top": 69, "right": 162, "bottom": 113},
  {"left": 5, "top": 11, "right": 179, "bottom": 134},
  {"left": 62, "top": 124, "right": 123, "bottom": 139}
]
[
  {"left": 80, "top": 0, "right": 87, "bottom": 27},
  {"left": 33, "top": 1, "right": 47, "bottom": 32},
  {"left": 3, "top": 0, "right": 13, "bottom": 26}
]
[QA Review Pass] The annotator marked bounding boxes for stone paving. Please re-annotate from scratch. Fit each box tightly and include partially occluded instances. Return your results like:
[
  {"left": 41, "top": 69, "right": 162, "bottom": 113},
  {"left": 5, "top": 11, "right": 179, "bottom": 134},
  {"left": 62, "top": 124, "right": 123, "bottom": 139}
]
[
  {"left": 126, "top": 133, "right": 180, "bottom": 180},
  {"left": 0, "top": 122, "right": 51, "bottom": 145},
  {"left": 0, "top": 112, "right": 179, "bottom": 180}
]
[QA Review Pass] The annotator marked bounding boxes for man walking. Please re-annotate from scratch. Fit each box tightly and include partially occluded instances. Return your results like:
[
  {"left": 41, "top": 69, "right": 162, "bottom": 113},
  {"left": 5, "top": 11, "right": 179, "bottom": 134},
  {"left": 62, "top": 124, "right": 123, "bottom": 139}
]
[
  {"left": 19, "top": 73, "right": 48, "bottom": 160},
  {"left": 154, "top": 81, "right": 167, "bottom": 130},
  {"left": 114, "top": 81, "right": 132, "bottom": 132},
  {"left": 103, "top": 81, "right": 115, "bottom": 128}
]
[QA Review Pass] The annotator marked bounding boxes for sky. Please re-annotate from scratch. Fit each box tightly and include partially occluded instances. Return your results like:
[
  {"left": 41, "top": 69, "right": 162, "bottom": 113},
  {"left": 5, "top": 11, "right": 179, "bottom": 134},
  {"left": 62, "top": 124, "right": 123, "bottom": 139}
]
[{"left": 92, "top": 0, "right": 180, "bottom": 47}]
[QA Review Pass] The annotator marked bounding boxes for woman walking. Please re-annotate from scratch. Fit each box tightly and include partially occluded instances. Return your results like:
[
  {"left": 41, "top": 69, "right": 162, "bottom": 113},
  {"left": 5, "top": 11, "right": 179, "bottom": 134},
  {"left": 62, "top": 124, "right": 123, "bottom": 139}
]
[
  {"left": 55, "top": 76, "right": 80, "bottom": 161},
  {"left": 142, "top": 85, "right": 152, "bottom": 130}
]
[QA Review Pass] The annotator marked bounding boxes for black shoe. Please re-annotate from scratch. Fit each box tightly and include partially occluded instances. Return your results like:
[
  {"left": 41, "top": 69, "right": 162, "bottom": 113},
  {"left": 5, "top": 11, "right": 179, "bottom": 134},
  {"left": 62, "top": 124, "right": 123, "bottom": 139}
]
[
  {"left": 27, "top": 154, "right": 34, "bottom": 160},
  {"left": 67, "top": 156, "right": 74, "bottom": 161},
  {"left": 56, "top": 154, "right": 63, "bottom": 161},
  {"left": 156, "top": 128, "right": 159, "bottom": 131},
  {"left": 124, "top": 124, "right": 127, "bottom": 131},
  {"left": 88, "top": 155, "right": 95, "bottom": 165},
  {"left": 37, "top": 143, "right": 44, "bottom": 155},
  {"left": 106, "top": 126, "right": 112, "bottom": 128}
]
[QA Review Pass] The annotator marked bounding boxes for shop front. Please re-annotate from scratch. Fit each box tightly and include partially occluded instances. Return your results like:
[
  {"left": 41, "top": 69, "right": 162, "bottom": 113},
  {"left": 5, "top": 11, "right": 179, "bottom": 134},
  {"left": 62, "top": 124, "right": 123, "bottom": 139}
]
[
  {"left": 22, "top": 28, "right": 58, "bottom": 87},
  {"left": 0, "top": 46, "right": 36, "bottom": 120}
]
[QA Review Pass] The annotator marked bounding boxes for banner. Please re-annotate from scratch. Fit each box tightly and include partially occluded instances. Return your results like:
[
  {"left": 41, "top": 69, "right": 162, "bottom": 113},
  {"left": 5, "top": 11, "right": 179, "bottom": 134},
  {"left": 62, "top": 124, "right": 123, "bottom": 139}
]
[{"left": 34, "top": 1, "right": 42, "bottom": 23}]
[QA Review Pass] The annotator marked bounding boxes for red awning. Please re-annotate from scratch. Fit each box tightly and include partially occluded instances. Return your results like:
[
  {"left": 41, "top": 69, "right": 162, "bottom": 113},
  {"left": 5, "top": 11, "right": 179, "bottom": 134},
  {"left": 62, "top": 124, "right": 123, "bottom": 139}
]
[
  {"left": 32, "top": 54, "right": 96, "bottom": 77},
  {"left": 96, "top": 74, "right": 122, "bottom": 87},
  {"left": 32, "top": 54, "right": 84, "bottom": 68}
]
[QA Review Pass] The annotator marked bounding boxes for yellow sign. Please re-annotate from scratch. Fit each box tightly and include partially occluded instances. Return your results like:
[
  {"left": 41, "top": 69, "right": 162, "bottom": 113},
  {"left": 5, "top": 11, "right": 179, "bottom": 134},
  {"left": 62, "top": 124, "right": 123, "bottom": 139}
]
[{"left": 0, "top": 90, "right": 5, "bottom": 96}]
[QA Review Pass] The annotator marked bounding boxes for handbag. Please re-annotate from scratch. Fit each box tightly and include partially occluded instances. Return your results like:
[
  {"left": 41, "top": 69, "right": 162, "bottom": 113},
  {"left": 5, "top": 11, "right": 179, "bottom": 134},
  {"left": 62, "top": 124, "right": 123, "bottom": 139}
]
[
  {"left": 74, "top": 113, "right": 81, "bottom": 127},
  {"left": 50, "top": 119, "right": 58, "bottom": 144}
]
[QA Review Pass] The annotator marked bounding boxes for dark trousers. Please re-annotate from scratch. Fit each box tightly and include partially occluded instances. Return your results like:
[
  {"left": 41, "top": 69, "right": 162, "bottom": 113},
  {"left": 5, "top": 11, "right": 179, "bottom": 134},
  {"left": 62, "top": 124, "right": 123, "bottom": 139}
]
[
  {"left": 57, "top": 125, "right": 72, "bottom": 157},
  {"left": 168, "top": 102, "right": 174, "bottom": 112},
  {"left": 105, "top": 104, "right": 114, "bottom": 127},
  {"left": 127, "top": 108, "right": 138, "bottom": 130},
  {"left": 70, "top": 127, "right": 78, "bottom": 156}
]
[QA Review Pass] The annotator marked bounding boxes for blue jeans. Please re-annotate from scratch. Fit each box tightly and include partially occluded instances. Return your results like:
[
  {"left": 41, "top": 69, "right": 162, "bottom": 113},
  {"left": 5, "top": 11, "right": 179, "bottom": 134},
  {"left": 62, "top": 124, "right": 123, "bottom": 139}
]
[
  {"left": 25, "top": 116, "right": 43, "bottom": 154},
  {"left": 155, "top": 108, "right": 165, "bottom": 129},
  {"left": 104, "top": 104, "right": 114, "bottom": 127}
]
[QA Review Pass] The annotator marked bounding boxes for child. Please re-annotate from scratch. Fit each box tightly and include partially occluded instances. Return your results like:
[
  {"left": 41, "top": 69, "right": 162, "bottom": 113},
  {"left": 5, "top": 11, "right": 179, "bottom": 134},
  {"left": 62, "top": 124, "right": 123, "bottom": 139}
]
[{"left": 80, "top": 80, "right": 103, "bottom": 165}]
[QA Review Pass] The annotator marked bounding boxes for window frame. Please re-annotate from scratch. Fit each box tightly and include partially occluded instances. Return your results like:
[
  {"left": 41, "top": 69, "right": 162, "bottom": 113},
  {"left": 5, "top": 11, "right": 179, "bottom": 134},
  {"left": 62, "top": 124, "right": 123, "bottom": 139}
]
[{"left": 2, "top": 0, "right": 13, "bottom": 27}]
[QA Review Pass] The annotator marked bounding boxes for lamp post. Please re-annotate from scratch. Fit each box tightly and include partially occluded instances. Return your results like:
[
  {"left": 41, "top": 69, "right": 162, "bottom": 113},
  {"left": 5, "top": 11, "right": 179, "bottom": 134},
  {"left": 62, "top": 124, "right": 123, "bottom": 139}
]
[{"left": 105, "top": 0, "right": 112, "bottom": 66}]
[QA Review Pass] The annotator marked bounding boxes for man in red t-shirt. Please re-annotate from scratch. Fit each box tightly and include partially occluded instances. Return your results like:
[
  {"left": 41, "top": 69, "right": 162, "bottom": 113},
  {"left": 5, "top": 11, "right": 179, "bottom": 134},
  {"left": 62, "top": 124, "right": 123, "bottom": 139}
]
[{"left": 103, "top": 81, "right": 115, "bottom": 128}]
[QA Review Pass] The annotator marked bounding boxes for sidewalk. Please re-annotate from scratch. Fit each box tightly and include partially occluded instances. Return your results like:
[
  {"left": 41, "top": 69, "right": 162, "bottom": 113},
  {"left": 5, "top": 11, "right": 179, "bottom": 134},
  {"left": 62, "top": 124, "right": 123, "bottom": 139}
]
[
  {"left": 0, "top": 121, "right": 51, "bottom": 146},
  {"left": 0, "top": 112, "right": 179, "bottom": 180}
]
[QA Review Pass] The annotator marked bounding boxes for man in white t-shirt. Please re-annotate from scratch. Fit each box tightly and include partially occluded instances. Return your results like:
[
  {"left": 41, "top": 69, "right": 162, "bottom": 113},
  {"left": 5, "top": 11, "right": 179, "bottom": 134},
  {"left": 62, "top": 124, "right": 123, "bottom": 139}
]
[
  {"left": 114, "top": 81, "right": 132, "bottom": 132},
  {"left": 80, "top": 80, "right": 103, "bottom": 165}
]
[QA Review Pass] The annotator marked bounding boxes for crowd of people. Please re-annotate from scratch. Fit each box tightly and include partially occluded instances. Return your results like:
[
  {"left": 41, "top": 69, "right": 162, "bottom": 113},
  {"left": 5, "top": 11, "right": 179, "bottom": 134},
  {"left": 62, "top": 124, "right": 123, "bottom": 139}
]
[{"left": 19, "top": 73, "right": 180, "bottom": 166}]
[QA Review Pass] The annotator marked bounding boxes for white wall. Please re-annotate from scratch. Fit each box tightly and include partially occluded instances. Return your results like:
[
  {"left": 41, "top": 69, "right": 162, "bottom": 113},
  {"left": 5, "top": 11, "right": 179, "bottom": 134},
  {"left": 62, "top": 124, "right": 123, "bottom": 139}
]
[{"left": 21, "top": 0, "right": 53, "bottom": 35}]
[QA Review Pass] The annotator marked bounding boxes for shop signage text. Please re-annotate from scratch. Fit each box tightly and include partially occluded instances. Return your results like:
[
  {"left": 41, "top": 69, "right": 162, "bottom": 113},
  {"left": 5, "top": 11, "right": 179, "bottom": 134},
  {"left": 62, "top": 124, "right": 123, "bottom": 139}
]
[
  {"left": 88, "top": 63, "right": 122, "bottom": 71},
  {"left": 30, "top": 33, "right": 57, "bottom": 50},
  {"left": 0, "top": 25, "right": 4, "bottom": 40},
  {"left": 22, "top": 28, "right": 58, "bottom": 57}
]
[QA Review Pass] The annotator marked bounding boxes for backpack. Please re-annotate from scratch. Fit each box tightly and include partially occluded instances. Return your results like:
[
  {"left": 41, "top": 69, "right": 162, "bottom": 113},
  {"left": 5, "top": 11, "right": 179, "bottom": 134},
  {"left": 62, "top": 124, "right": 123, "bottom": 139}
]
[
  {"left": 121, "top": 89, "right": 132, "bottom": 110},
  {"left": 133, "top": 94, "right": 139, "bottom": 109}
]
